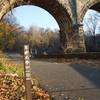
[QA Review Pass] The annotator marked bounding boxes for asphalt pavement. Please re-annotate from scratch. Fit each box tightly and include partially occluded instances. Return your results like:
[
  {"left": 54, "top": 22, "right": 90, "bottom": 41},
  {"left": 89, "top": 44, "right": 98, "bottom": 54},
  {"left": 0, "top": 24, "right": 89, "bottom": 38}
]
[{"left": 31, "top": 59, "right": 100, "bottom": 100}]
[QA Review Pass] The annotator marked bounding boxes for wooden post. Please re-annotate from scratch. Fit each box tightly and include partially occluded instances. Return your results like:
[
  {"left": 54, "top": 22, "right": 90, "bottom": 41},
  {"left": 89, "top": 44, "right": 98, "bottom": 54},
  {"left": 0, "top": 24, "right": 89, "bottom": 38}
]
[{"left": 24, "top": 45, "right": 32, "bottom": 100}]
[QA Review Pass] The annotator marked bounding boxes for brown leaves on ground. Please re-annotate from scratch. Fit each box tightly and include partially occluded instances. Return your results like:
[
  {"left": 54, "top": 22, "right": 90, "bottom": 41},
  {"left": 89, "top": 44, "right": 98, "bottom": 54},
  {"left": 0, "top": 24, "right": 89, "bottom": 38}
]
[{"left": 0, "top": 73, "right": 50, "bottom": 100}]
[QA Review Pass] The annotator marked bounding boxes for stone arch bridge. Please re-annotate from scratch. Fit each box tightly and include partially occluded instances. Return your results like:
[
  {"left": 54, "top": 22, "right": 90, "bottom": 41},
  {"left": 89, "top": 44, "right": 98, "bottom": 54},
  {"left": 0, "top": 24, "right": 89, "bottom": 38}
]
[{"left": 0, "top": 0, "right": 100, "bottom": 52}]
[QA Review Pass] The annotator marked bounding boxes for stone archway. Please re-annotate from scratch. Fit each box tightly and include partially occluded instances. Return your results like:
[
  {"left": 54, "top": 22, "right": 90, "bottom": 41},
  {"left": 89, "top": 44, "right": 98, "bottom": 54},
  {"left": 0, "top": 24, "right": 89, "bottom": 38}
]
[
  {"left": 0, "top": 0, "right": 72, "bottom": 50},
  {"left": 80, "top": 0, "right": 100, "bottom": 22},
  {"left": 74, "top": 0, "right": 100, "bottom": 53}
]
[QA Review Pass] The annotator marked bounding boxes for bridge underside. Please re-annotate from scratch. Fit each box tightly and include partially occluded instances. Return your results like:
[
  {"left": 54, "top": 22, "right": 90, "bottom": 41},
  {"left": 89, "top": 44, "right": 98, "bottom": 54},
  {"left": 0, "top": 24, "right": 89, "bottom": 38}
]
[
  {"left": 0, "top": 0, "right": 75, "bottom": 51},
  {"left": 1, "top": 0, "right": 100, "bottom": 53},
  {"left": 90, "top": 3, "right": 100, "bottom": 12}
]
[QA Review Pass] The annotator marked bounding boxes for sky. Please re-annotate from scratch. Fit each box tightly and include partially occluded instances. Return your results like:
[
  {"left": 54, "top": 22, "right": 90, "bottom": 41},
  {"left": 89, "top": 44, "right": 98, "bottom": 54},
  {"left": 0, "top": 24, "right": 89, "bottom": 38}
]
[
  {"left": 5, "top": 6, "right": 100, "bottom": 34},
  {"left": 8, "top": 5, "right": 59, "bottom": 30},
  {"left": 83, "top": 9, "right": 100, "bottom": 34}
]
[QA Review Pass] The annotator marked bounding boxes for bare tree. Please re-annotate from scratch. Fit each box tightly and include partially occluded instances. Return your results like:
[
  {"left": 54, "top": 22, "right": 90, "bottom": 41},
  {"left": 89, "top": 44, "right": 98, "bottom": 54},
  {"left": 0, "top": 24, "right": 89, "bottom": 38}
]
[{"left": 83, "top": 10, "right": 100, "bottom": 52}]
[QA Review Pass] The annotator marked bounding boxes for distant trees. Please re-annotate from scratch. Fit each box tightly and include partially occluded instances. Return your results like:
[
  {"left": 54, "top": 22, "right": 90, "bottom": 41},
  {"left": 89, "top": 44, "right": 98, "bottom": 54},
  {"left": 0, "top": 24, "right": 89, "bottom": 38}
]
[
  {"left": 0, "top": 8, "right": 63, "bottom": 55},
  {"left": 0, "top": 22, "right": 15, "bottom": 51},
  {"left": 2, "top": 13, "right": 18, "bottom": 25},
  {"left": 0, "top": 20, "right": 63, "bottom": 54},
  {"left": 0, "top": 13, "right": 27, "bottom": 52},
  {"left": 28, "top": 26, "right": 63, "bottom": 55}
]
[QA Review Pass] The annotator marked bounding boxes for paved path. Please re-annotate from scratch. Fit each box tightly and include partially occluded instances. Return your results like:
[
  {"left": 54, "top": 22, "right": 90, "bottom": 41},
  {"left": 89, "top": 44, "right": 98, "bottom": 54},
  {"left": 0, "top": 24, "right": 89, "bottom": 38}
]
[{"left": 31, "top": 60, "right": 100, "bottom": 100}]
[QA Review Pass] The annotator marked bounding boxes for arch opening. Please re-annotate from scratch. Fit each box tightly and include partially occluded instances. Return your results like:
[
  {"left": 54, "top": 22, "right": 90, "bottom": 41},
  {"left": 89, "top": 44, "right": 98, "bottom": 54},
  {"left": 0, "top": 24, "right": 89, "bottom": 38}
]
[
  {"left": 3, "top": 5, "right": 60, "bottom": 31},
  {"left": 83, "top": 4, "right": 100, "bottom": 52},
  {"left": 80, "top": 1, "right": 100, "bottom": 22},
  {"left": 0, "top": 0, "right": 72, "bottom": 48}
]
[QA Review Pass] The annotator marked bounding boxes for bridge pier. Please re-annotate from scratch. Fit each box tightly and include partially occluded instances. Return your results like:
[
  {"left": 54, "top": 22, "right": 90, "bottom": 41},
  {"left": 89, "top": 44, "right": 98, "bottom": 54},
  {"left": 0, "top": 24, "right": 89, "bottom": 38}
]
[
  {"left": 78, "top": 24, "right": 86, "bottom": 51},
  {"left": 60, "top": 24, "right": 86, "bottom": 53}
]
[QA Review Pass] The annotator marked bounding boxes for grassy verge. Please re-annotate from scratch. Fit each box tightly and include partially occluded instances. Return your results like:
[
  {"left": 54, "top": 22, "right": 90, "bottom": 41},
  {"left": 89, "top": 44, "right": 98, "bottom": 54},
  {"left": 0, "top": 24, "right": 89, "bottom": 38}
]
[{"left": 0, "top": 63, "right": 23, "bottom": 77}]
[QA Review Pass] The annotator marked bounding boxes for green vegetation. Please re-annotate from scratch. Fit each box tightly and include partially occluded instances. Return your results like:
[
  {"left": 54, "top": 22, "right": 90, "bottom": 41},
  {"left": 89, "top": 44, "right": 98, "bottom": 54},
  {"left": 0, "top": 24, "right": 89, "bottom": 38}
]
[
  {"left": 0, "top": 51, "right": 23, "bottom": 76},
  {"left": 0, "top": 64, "right": 23, "bottom": 76}
]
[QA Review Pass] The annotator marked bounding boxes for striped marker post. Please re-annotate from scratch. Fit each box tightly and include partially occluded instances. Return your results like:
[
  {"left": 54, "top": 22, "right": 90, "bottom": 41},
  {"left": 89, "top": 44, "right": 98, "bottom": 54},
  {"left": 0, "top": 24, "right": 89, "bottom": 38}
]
[{"left": 24, "top": 45, "right": 32, "bottom": 100}]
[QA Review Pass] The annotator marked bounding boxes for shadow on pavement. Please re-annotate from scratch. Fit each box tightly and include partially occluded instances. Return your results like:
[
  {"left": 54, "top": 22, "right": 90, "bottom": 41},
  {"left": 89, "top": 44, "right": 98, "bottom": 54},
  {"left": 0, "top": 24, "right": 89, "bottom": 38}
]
[{"left": 70, "top": 63, "right": 100, "bottom": 88}]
